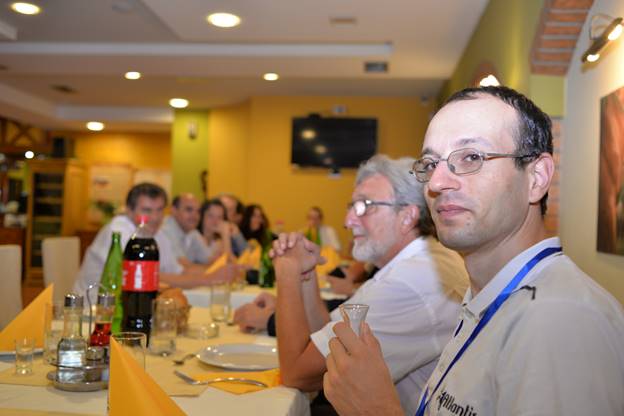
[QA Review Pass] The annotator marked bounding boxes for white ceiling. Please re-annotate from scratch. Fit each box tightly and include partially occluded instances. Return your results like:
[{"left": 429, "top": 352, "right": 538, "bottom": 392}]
[{"left": 0, "top": 0, "right": 489, "bottom": 132}]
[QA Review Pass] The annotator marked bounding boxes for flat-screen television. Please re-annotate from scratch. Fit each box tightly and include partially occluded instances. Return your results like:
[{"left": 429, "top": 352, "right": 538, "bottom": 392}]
[{"left": 291, "top": 116, "right": 377, "bottom": 169}]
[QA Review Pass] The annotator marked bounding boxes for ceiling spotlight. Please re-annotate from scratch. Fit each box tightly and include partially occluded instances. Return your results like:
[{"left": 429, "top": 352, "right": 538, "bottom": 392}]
[
  {"left": 263, "top": 73, "right": 279, "bottom": 81},
  {"left": 479, "top": 74, "right": 500, "bottom": 87},
  {"left": 206, "top": 12, "right": 241, "bottom": 28},
  {"left": 10, "top": 2, "right": 40, "bottom": 15},
  {"left": 24, "top": 150, "right": 34, "bottom": 159},
  {"left": 86, "top": 121, "right": 104, "bottom": 131},
  {"left": 124, "top": 71, "right": 141, "bottom": 80},
  {"left": 581, "top": 15, "right": 623, "bottom": 63},
  {"left": 169, "top": 98, "right": 189, "bottom": 109}
]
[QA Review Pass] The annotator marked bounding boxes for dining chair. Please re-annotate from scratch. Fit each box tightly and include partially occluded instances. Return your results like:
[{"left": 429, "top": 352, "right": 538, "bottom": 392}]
[
  {"left": 42, "top": 236, "right": 80, "bottom": 304},
  {"left": 0, "top": 245, "right": 22, "bottom": 329}
]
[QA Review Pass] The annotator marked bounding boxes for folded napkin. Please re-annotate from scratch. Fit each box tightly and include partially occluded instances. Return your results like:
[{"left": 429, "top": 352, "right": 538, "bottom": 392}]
[
  {"left": 316, "top": 246, "right": 341, "bottom": 277},
  {"left": 237, "top": 244, "right": 261, "bottom": 270},
  {"left": 109, "top": 338, "right": 185, "bottom": 416},
  {"left": 0, "top": 284, "right": 53, "bottom": 350},
  {"left": 190, "top": 368, "right": 281, "bottom": 394},
  {"left": 205, "top": 253, "right": 228, "bottom": 274}
]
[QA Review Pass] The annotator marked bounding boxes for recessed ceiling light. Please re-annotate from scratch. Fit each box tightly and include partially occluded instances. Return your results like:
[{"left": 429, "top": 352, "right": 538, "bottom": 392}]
[
  {"left": 169, "top": 98, "right": 189, "bottom": 109},
  {"left": 10, "top": 2, "right": 41, "bottom": 15},
  {"left": 263, "top": 73, "right": 279, "bottom": 81},
  {"left": 86, "top": 121, "right": 104, "bottom": 131},
  {"left": 206, "top": 12, "right": 241, "bottom": 28},
  {"left": 24, "top": 150, "right": 34, "bottom": 159},
  {"left": 586, "top": 53, "right": 600, "bottom": 63},
  {"left": 124, "top": 71, "right": 141, "bottom": 80}
]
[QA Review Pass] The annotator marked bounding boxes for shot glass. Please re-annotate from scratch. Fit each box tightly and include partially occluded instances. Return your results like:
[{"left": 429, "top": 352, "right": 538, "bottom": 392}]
[
  {"left": 112, "top": 332, "right": 147, "bottom": 369},
  {"left": 149, "top": 298, "right": 177, "bottom": 356},
  {"left": 44, "top": 302, "right": 64, "bottom": 364},
  {"left": 15, "top": 337, "right": 35, "bottom": 376},
  {"left": 339, "top": 303, "right": 370, "bottom": 337},
  {"left": 210, "top": 282, "right": 231, "bottom": 323}
]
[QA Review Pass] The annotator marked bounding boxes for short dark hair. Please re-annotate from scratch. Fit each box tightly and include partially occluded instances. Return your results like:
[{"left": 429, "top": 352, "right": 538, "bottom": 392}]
[
  {"left": 172, "top": 195, "right": 181, "bottom": 208},
  {"left": 443, "top": 86, "right": 553, "bottom": 216},
  {"left": 126, "top": 183, "right": 168, "bottom": 210}
]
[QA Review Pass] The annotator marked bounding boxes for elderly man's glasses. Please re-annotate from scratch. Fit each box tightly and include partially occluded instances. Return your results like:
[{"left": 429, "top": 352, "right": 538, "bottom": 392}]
[
  {"left": 347, "top": 199, "right": 407, "bottom": 217},
  {"left": 410, "top": 147, "right": 538, "bottom": 183}
]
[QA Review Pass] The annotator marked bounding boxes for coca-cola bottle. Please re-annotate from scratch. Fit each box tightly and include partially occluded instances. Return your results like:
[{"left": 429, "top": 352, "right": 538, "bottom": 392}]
[{"left": 121, "top": 215, "right": 159, "bottom": 338}]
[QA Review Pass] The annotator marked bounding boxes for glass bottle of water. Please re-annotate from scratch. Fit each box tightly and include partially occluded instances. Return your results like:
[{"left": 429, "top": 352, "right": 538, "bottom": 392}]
[{"left": 57, "top": 293, "right": 87, "bottom": 384}]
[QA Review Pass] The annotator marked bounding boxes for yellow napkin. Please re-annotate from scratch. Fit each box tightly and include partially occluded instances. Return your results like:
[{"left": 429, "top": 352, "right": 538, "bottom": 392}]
[
  {"left": 237, "top": 244, "right": 261, "bottom": 270},
  {"left": 316, "top": 246, "right": 341, "bottom": 277},
  {"left": 109, "top": 338, "right": 185, "bottom": 416},
  {"left": 0, "top": 284, "right": 53, "bottom": 350},
  {"left": 205, "top": 253, "right": 228, "bottom": 274},
  {"left": 191, "top": 368, "right": 280, "bottom": 394}
]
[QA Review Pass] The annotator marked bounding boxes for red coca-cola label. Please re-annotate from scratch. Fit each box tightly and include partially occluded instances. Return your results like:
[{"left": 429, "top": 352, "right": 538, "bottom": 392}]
[{"left": 122, "top": 260, "right": 159, "bottom": 291}]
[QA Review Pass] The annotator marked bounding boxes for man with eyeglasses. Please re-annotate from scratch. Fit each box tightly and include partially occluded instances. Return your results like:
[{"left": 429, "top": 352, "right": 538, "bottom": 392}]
[
  {"left": 323, "top": 86, "right": 624, "bottom": 416},
  {"left": 270, "top": 154, "right": 468, "bottom": 415}
]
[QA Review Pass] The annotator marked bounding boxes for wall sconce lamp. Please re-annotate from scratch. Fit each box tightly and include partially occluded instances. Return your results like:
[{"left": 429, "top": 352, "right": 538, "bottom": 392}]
[{"left": 581, "top": 14, "right": 623, "bottom": 63}]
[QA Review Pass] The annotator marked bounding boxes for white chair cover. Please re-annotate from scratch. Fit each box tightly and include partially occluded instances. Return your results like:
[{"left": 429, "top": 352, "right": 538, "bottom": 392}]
[
  {"left": 0, "top": 245, "right": 22, "bottom": 329},
  {"left": 42, "top": 237, "right": 80, "bottom": 304}
]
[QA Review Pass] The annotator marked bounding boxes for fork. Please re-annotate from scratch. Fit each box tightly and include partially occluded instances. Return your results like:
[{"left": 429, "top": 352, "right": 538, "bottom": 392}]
[
  {"left": 174, "top": 370, "right": 268, "bottom": 387},
  {"left": 172, "top": 353, "right": 197, "bottom": 365}
]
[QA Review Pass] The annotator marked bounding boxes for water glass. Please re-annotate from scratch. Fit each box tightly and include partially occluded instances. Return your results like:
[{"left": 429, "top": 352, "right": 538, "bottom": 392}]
[
  {"left": 112, "top": 332, "right": 146, "bottom": 369},
  {"left": 210, "top": 282, "right": 231, "bottom": 322},
  {"left": 149, "top": 298, "right": 177, "bottom": 356},
  {"left": 44, "top": 302, "right": 64, "bottom": 364},
  {"left": 339, "top": 303, "right": 370, "bottom": 337},
  {"left": 15, "top": 338, "right": 35, "bottom": 376}
]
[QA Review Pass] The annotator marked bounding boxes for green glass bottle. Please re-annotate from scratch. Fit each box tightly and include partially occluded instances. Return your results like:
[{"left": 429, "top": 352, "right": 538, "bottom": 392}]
[
  {"left": 99, "top": 231, "right": 123, "bottom": 334},
  {"left": 258, "top": 247, "right": 275, "bottom": 288}
]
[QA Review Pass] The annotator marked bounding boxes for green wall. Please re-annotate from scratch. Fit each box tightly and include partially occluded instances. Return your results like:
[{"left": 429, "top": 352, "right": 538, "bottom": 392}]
[
  {"left": 171, "top": 109, "right": 210, "bottom": 199},
  {"left": 439, "top": 0, "right": 565, "bottom": 116}
]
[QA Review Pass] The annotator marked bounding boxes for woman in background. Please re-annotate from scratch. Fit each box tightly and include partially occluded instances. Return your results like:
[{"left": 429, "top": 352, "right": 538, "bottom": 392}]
[
  {"left": 304, "top": 206, "right": 341, "bottom": 252},
  {"left": 198, "top": 198, "right": 232, "bottom": 262},
  {"left": 240, "top": 204, "right": 275, "bottom": 248}
]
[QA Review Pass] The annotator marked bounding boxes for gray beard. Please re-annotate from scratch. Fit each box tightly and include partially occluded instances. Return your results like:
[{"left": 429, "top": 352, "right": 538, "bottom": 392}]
[{"left": 352, "top": 239, "right": 384, "bottom": 263}]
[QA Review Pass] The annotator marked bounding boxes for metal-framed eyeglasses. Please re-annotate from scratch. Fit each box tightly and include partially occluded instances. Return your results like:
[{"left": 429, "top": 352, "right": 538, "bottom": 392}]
[
  {"left": 410, "top": 147, "right": 538, "bottom": 183},
  {"left": 347, "top": 199, "right": 407, "bottom": 217}
]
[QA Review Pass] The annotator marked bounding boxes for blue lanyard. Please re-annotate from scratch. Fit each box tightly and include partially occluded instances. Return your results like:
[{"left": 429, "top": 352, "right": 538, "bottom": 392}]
[{"left": 415, "top": 246, "right": 562, "bottom": 416}]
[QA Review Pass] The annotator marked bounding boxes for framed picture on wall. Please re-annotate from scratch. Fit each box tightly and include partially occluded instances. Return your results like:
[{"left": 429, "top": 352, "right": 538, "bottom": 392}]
[{"left": 597, "top": 86, "right": 624, "bottom": 255}]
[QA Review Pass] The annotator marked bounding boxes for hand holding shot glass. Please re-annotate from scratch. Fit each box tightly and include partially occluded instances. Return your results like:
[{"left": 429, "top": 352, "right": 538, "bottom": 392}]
[{"left": 339, "top": 304, "right": 369, "bottom": 337}]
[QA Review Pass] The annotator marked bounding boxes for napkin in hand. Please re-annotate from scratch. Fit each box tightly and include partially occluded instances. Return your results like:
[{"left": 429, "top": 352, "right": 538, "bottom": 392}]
[
  {"left": 205, "top": 253, "right": 228, "bottom": 274},
  {"left": 109, "top": 338, "right": 185, "bottom": 416},
  {"left": 237, "top": 244, "right": 261, "bottom": 270},
  {"left": 190, "top": 368, "right": 281, "bottom": 394},
  {"left": 0, "top": 284, "right": 53, "bottom": 350}
]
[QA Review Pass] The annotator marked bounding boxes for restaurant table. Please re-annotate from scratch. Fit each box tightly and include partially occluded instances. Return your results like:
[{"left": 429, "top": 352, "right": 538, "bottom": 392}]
[{"left": 0, "top": 307, "right": 311, "bottom": 416}]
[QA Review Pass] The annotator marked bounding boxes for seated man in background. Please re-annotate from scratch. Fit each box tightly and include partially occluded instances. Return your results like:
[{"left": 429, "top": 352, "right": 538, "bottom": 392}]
[
  {"left": 271, "top": 155, "right": 469, "bottom": 415},
  {"left": 323, "top": 87, "right": 624, "bottom": 416},
  {"left": 74, "top": 183, "right": 239, "bottom": 301},
  {"left": 160, "top": 193, "right": 219, "bottom": 271},
  {"left": 218, "top": 193, "right": 248, "bottom": 256}
]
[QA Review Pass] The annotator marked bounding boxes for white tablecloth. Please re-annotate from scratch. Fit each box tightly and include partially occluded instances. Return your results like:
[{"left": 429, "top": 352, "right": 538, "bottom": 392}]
[{"left": 0, "top": 307, "right": 310, "bottom": 416}]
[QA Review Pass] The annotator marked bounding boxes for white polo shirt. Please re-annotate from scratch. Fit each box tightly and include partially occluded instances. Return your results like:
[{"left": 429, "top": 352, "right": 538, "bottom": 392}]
[
  {"left": 74, "top": 215, "right": 183, "bottom": 302},
  {"left": 160, "top": 216, "right": 216, "bottom": 265},
  {"left": 311, "top": 236, "right": 469, "bottom": 416},
  {"left": 421, "top": 237, "right": 624, "bottom": 416}
]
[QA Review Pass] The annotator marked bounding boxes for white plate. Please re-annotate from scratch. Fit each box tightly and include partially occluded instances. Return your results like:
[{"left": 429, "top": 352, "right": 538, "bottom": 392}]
[
  {"left": 197, "top": 343, "right": 278, "bottom": 371},
  {"left": 0, "top": 348, "right": 44, "bottom": 357}
]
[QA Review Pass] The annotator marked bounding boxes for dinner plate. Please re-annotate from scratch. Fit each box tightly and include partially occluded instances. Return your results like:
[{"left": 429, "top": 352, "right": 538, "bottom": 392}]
[
  {"left": 197, "top": 343, "right": 278, "bottom": 371},
  {"left": 0, "top": 348, "right": 43, "bottom": 357}
]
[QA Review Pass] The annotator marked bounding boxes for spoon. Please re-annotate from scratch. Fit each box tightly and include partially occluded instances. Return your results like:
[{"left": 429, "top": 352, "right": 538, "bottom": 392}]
[{"left": 174, "top": 370, "right": 268, "bottom": 387}]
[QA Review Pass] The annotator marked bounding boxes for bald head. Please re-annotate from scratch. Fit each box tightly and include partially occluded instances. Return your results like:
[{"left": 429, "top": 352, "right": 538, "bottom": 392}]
[{"left": 172, "top": 193, "right": 200, "bottom": 232}]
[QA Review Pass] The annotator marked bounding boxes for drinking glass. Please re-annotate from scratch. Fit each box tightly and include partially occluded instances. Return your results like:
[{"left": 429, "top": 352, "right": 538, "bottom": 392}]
[
  {"left": 15, "top": 338, "right": 35, "bottom": 375},
  {"left": 339, "top": 303, "right": 370, "bottom": 337},
  {"left": 210, "top": 282, "right": 231, "bottom": 322},
  {"left": 112, "top": 332, "right": 147, "bottom": 369},
  {"left": 149, "top": 298, "right": 177, "bottom": 356},
  {"left": 44, "top": 302, "right": 64, "bottom": 364}
]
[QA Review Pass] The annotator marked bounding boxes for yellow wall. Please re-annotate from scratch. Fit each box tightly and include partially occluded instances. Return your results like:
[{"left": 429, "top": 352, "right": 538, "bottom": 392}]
[
  {"left": 171, "top": 110, "right": 210, "bottom": 199},
  {"left": 208, "top": 96, "right": 432, "bottom": 251},
  {"left": 439, "top": 0, "right": 565, "bottom": 117},
  {"left": 73, "top": 132, "right": 171, "bottom": 170},
  {"left": 561, "top": 0, "right": 624, "bottom": 304}
]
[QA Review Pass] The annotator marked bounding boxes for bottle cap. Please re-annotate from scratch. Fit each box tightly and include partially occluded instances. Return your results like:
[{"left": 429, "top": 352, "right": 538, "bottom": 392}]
[
  {"left": 97, "top": 293, "right": 116, "bottom": 307},
  {"left": 136, "top": 215, "right": 149, "bottom": 225},
  {"left": 64, "top": 293, "right": 84, "bottom": 308}
]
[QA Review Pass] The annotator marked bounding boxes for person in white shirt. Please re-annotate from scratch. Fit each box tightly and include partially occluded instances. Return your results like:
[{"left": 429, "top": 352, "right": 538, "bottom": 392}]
[
  {"left": 303, "top": 206, "right": 342, "bottom": 252},
  {"left": 323, "top": 86, "right": 624, "bottom": 416},
  {"left": 74, "top": 183, "right": 239, "bottom": 302},
  {"left": 270, "top": 155, "right": 469, "bottom": 415},
  {"left": 160, "top": 193, "right": 218, "bottom": 269}
]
